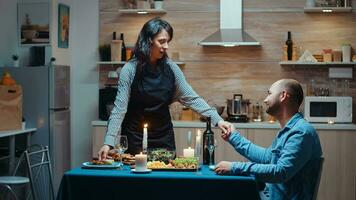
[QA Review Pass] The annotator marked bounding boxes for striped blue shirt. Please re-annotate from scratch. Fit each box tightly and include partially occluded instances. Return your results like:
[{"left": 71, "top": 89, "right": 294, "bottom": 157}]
[{"left": 104, "top": 59, "right": 223, "bottom": 147}]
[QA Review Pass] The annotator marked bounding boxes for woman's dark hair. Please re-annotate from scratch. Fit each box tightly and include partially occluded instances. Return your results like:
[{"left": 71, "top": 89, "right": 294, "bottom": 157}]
[{"left": 133, "top": 17, "right": 173, "bottom": 76}]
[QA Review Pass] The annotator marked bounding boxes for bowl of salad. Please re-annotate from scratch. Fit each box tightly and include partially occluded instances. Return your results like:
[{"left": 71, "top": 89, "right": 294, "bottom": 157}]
[{"left": 148, "top": 148, "right": 176, "bottom": 164}]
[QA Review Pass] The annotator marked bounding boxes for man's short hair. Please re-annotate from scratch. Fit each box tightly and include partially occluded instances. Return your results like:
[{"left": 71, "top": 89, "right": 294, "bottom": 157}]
[{"left": 282, "top": 79, "right": 304, "bottom": 107}]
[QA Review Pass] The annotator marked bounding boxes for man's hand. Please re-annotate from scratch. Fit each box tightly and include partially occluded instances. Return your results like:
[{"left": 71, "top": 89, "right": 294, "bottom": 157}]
[
  {"left": 98, "top": 145, "right": 111, "bottom": 161},
  {"left": 214, "top": 161, "right": 233, "bottom": 175},
  {"left": 217, "top": 120, "right": 232, "bottom": 134}
]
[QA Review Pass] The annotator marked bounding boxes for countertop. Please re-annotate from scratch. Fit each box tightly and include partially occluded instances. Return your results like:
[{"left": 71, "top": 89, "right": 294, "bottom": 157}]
[{"left": 92, "top": 120, "right": 356, "bottom": 130}]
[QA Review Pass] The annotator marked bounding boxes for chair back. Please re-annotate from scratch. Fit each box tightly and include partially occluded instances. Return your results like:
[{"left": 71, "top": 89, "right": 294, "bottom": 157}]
[
  {"left": 312, "top": 157, "right": 324, "bottom": 200},
  {"left": 25, "top": 145, "right": 55, "bottom": 200}
]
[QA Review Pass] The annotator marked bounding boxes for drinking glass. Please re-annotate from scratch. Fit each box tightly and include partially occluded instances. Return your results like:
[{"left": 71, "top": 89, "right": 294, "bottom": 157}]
[
  {"left": 205, "top": 135, "right": 217, "bottom": 167},
  {"left": 341, "top": 79, "right": 350, "bottom": 96},
  {"left": 115, "top": 135, "right": 128, "bottom": 168}
]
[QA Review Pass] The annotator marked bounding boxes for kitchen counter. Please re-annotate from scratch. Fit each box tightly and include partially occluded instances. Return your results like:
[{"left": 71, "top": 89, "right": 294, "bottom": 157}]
[{"left": 92, "top": 120, "right": 356, "bottom": 130}]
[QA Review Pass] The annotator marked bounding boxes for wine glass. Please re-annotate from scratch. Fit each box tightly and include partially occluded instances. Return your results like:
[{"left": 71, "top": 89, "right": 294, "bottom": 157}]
[
  {"left": 115, "top": 135, "right": 128, "bottom": 168},
  {"left": 205, "top": 135, "right": 217, "bottom": 168}
]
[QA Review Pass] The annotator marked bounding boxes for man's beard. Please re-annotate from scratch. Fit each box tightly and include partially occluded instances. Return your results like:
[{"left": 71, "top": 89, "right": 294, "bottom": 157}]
[{"left": 266, "top": 102, "right": 280, "bottom": 116}]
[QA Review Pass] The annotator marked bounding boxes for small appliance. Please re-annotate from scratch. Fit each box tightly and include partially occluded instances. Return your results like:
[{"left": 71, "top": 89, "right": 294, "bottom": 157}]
[
  {"left": 226, "top": 94, "right": 250, "bottom": 122},
  {"left": 304, "top": 96, "right": 352, "bottom": 123}
]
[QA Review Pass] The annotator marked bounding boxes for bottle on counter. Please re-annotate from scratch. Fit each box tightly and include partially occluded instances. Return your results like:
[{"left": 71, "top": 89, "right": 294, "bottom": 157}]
[
  {"left": 285, "top": 31, "right": 293, "bottom": 61},
  {"left": 203, "top": 116, "right": 214, "bottom": 165},
  {"left": 111, "top": 31, "right": 122, "bottom": 61},
  {"left": 120, "top": 33, "right": 127, "bottom": 62}
]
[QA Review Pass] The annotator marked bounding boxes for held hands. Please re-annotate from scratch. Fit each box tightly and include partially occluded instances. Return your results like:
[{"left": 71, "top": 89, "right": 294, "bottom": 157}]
[
  {"left": 98, "top": 145, "right": 111, "bottom": 161},
  {"left": 219, "top": 122, "right": 236, "bottom": 141},
  {"left": 217, "top": 120, "right": 232, "bottom": 134},
  {"left": 214, "top": 161, "right": 233, "bottom": 175}
]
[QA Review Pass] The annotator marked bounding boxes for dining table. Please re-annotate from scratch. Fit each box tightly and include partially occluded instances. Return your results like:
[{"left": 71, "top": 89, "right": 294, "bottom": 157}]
[{"left": 56, "top": 165, "right": 260, "bottom": 200}]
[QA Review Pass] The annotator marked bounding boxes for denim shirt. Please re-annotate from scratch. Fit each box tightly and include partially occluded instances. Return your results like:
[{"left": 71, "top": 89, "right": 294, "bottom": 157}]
[{"left": 229, "top": 113, "right": 322, "bottom": 200}]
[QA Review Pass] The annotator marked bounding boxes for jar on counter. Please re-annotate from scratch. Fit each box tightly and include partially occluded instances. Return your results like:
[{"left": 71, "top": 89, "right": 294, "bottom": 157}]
[{"left": 252, "top": 102, "right": 264, "bottom": 122}]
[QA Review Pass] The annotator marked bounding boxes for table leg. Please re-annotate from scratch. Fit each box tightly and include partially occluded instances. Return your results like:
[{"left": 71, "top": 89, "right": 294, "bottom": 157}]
[{"left": 8, "top": 135, "right": 15, "bottom": 175}]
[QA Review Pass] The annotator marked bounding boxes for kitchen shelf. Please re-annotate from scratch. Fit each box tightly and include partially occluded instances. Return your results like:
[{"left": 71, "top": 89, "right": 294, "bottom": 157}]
[
  {"left": 97, "top": 61, "right": 186, "bottom": 68},
  {"left": 118, "top": 9, "right": 166, "bottom": 14},
  {"left": 304, "top": 6, "right": 352, "bottom": 13},
  {"left": 279, "top": 61, "right": 356, "bottom": 66}
]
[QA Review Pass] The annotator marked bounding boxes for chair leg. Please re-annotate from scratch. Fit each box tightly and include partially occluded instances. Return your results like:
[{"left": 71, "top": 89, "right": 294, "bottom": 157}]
[{"left": 0, "top": 184, "right": 18, "bottom": 200}]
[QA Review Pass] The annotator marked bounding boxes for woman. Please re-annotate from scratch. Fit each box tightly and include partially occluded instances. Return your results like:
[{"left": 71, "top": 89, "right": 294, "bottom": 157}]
[{"left": 98, "top": 18, "right": 230, "bottom": 160}]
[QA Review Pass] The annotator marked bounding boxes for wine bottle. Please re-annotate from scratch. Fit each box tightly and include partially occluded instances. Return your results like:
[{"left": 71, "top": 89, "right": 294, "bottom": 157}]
[
  {"left": 120, "top": 33, "right": 127, "bottom": 62},
  {"left": 203, "top": 116, "right": 214, "bottom": 165},
  {"left": 286, "top": 31, "right": 293, "bottom": 61},
  {"left": 112, "top": 31, "right": 116, "bottom": 40}
]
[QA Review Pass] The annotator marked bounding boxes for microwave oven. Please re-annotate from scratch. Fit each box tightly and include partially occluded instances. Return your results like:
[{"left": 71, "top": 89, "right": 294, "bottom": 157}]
[{"left": 304, "top": 96, "right": 352, "bottom": 123}]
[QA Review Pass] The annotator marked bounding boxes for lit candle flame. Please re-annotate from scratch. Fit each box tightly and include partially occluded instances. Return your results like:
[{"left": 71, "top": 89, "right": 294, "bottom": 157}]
[
  {"left": 197, "top": 129, "right": 201, "bottom": 137},
  {"left": 144, "top": 124, "right": 148, "bottom": 128}
]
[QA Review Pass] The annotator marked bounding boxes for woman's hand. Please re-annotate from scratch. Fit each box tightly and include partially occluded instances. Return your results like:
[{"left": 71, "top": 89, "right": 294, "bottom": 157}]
[
  {"left": 217, "top": 120, "right": 232, "bottom": 134},
  {"left": 98, "top": 145, "right": 111, "bottom": 161}
]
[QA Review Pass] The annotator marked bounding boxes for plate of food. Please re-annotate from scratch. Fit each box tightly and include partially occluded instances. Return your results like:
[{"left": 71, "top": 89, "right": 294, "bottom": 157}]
[
  {"left": 108, "top": 152, "right": 136, "bottom": 165},
  {"left": 147, "top": 157, "right": 199, "bottom": 171},
  {"left": 82, "top": 159, "right": 121, "bottom": 169}
]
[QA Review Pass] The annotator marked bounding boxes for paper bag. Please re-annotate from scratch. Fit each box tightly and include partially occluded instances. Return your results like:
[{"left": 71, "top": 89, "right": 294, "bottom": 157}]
[{"left": 0, "top": 85, "right": 22, "bottom": 131}]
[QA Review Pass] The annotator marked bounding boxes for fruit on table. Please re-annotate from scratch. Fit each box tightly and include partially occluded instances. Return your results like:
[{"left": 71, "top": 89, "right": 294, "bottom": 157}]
[{"left": 0, "top": 72, "right": 16, "bottom": 85}]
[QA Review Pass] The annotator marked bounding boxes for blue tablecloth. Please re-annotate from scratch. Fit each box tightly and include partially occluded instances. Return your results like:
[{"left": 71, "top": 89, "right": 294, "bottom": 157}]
[{"left": 57, "top": 165, "right": 260, "bottom": 200}]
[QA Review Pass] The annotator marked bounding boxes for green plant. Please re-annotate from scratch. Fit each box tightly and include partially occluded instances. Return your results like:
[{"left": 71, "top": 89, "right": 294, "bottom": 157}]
[
  {"left": 98, "top": 44, "right": 111, "bottom": 61},
  {"left": 341, "top": 42, "right": 351, "bottom": 46}
]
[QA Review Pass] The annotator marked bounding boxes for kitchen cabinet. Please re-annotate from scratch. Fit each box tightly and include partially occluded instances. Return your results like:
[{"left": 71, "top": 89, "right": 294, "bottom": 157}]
[{"left": 316, "top": 130, "right": 356, "bottom": 200}]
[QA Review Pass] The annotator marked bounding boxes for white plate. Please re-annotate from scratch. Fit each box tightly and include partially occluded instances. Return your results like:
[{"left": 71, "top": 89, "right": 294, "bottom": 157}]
[
  {"left": 82, "top": 162, "right": 121, "bottom": 169},
  {"left": 131, "top": 169, "right": 152, "bottom": 174}
]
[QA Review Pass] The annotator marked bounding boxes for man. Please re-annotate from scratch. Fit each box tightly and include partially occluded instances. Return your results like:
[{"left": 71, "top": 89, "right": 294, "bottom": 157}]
[{"left": 215, "top": 79, "right": 322, "bottom": 200}]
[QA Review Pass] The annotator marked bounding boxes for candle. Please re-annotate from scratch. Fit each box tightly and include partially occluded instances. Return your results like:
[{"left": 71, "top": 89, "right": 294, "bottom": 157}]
[
  {"left": 195, "top": 129, "right": 202, "bottom": 157},
  {"left": 135, "top": 152, "right": 147, "bottom": 171},
  {"left": 183, "top": 147, "right": 195, "bottom": 158},
  {"left": 143, "top": 124, "right": 148, "bottom": 153}
]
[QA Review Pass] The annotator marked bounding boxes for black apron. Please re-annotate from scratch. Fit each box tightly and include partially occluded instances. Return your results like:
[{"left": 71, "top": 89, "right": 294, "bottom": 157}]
[{"left": 122, "top": 62, "right": 175, "bottom": 155}]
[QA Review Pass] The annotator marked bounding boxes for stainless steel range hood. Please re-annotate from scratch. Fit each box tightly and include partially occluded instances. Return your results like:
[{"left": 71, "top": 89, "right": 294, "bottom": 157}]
[{"left": 198, "top": 0, "right": 260, "bottom": 47}]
